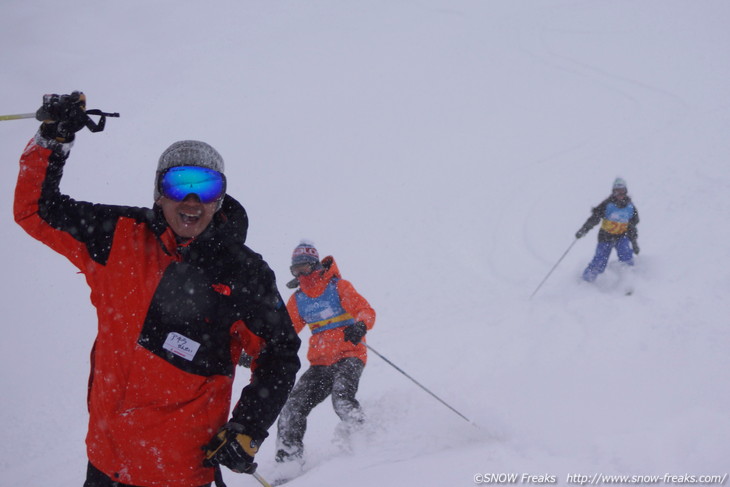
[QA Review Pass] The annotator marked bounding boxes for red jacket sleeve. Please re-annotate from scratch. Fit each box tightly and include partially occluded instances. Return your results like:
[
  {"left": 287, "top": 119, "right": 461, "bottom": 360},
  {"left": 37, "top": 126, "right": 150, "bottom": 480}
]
[
  {"left": 14, "top": 135, "right": 132, "bottom": 270},
  {"left": 14, "top": 137, "right": 92, "bottom": 270}
]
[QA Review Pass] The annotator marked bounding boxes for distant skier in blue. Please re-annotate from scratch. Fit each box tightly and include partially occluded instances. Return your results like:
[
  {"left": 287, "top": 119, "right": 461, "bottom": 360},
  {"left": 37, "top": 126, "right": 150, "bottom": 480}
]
[{"left": 575, "top": 178, "right": 640, "bottom": 282}]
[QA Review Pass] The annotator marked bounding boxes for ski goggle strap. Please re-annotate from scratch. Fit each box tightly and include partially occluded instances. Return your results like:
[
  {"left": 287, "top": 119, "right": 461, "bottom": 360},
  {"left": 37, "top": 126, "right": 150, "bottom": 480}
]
[{"left": 159, "top": 166, "right": 226, "bottom": 203}]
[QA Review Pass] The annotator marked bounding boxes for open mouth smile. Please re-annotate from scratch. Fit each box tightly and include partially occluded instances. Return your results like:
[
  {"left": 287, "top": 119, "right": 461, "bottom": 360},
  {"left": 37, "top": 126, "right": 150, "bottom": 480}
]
[{"left": 179, "top": 210, "right": 201, "bottom": 225}]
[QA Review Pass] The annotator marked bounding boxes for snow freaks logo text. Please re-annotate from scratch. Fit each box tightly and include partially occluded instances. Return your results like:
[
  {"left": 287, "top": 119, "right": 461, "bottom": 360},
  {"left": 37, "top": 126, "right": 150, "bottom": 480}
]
[
  {"left": 474, "top": 473, "right": 557, "bottom": 484},
  {"left": 473, "top": 474, "right": 729, "bottom": 486}
]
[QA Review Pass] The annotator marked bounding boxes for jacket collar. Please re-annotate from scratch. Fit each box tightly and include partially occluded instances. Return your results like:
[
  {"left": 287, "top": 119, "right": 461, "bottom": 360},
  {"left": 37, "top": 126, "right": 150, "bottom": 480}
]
[
  {"left": 298, "top": 256, "right": 341, "bottom": 297},
  {"left": 152, "top": 194, "right": 249, "bottom": 257}
]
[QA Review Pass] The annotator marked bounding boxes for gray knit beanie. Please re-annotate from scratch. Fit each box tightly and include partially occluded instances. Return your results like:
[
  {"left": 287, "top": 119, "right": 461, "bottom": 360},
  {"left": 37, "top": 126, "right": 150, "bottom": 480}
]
[
  {"left": 612, "top": 177, "right": 627, "bottom": 191},
  {"left": 154, "top": 140, "right": 225, "bottom": 202}
]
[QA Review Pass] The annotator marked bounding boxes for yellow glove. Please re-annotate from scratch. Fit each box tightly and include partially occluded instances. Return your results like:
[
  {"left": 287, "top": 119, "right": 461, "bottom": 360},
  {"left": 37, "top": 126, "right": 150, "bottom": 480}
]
[{"left": 203, "top": 422, "right": 259, "bottom": 474}]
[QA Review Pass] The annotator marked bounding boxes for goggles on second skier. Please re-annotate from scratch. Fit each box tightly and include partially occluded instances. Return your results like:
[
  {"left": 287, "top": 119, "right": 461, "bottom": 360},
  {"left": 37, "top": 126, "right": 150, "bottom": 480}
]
[
  {"left": 290, "top": 263, "right": 316, "bottom": 277},
  {"left": 159, "top": 166, "right": 226, "bottom": 203}
]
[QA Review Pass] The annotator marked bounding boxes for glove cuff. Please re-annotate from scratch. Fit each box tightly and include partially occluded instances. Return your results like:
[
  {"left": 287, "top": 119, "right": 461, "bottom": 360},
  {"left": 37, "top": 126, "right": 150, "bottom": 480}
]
[
  {"left": 224, "top": 421, "right": 246, "bottom": 433},
  {"left": 40, "top": 124, "right": 74, "bottom": 143},
  {"left": 34, "top": 129, "right": 73, "bottom": 154}
]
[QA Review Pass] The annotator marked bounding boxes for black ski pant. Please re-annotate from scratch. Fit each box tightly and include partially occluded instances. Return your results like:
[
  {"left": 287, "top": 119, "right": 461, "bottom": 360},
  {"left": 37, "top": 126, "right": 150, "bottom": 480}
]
[{"left": 276, "top": 357, "right": 365, "bottom": 456}]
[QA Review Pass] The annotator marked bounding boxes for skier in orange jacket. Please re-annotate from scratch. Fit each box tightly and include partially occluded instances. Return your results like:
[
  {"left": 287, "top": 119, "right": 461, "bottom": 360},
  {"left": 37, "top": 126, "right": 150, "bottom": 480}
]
[{"left": 275, "top": 241, "right": 376, "bottom": 463}]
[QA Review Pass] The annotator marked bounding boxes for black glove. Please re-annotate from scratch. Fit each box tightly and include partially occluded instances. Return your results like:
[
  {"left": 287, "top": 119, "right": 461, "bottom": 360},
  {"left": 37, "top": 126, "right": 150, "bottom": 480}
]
[
  {"left": 575, "top": 228, "right": 587, "bottom": 239},
  {"left": 202, "top": 422, "right": 258, "bottom": 474},
  {"left": 343, "top": 321, "right": 367, "bottom": 345},
  {"left": 36, "top": 91, "right": 88, "bottom": 143},
  {"left": 631, "top": 240, "right": 640, "bottom": 255}
]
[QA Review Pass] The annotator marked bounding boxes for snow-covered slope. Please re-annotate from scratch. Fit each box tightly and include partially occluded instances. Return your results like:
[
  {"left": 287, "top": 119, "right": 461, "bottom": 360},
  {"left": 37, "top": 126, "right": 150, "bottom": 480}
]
[{"left": 1, "top": 1, "right": 728, "bottom": 485}]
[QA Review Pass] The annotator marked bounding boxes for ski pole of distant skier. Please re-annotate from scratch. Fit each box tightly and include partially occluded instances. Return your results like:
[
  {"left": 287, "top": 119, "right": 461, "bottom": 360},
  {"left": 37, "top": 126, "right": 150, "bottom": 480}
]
[
  {"left": 365, "top": 344, "right": 473, "bottom": 424},
  {"left": 529, "top": 238, "right": 578, "bottom": 299}
]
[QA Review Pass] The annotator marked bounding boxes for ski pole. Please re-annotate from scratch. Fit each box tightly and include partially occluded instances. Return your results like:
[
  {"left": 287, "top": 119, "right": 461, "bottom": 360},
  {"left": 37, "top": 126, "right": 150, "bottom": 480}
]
[
  {"left": 0, "top": 112, "right": 35, "bottom": 121},
  {"left": 529, "top": 238, "right": 578, "bottom": 299},
  {"left": 366, "top": 343, "right": 473, "bottom": 424},
  {"left": 253, "top": 472, "right": 273, "bottom": 487}
]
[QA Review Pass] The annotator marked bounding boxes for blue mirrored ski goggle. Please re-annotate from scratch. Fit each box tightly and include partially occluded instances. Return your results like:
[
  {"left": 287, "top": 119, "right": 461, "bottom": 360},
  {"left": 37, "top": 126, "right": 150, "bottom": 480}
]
[{"left": 159, "top": 166, "right": 226, "bottom": 203}]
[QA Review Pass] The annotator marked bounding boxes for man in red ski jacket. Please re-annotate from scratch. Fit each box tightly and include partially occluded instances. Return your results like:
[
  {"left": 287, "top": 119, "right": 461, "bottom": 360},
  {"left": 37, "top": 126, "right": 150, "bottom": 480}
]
[{"left": 13, "top": 92, "right": 300, "bottom": 487}]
